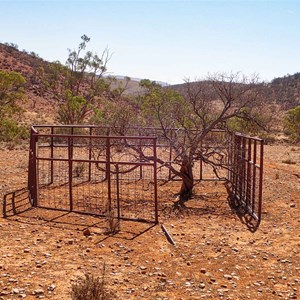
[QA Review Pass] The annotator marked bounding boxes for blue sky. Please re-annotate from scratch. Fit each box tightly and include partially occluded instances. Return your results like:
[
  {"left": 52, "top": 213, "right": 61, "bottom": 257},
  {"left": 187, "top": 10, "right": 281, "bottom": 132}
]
[{"left": 0, "top": 0, "right": 299, "bottom": 84}]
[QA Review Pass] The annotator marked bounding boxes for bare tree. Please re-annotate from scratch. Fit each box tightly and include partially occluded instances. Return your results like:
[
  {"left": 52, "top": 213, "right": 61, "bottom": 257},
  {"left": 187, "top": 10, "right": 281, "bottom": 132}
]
[{"left": 114, "top": 73, "right": 264, "bottom": 207}]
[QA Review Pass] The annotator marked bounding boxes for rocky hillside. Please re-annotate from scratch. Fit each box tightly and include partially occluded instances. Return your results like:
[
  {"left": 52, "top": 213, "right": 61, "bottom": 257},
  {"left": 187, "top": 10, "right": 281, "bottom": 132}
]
[
  {"left": 0, "top": 43, "right": 56, "bottom": 124},
  {"left": 267, "top": 73, "right": 300, "bottom": 108},
  {"left": 1, "top": 42, "right": 300, "bottom": 126},
  {"left": 168, "top": 75, "right": 300, "bottom": 110}
]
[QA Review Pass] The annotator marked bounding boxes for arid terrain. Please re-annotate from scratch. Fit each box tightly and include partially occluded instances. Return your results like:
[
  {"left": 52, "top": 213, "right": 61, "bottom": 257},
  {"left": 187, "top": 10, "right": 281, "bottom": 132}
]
[{"left": 0, "top": 143, "right": 299, "bottom": 299}]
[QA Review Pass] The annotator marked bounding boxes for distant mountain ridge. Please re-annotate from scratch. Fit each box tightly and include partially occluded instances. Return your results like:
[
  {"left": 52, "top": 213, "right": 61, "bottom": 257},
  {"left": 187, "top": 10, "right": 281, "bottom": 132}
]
[{"left": 112, "top": 75, "right": 169, "bottom": 87}]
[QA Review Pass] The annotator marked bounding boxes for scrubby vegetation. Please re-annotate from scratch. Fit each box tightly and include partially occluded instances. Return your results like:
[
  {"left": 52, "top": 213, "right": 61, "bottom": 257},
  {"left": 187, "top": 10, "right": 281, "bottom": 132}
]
[
  {"left": 71, "top": 266, "right": 112, "bottom": 300},
  {"left": 0, "top": 70, "right": 28, "bottom": 143},
  {"left": 284, "top": 105, "right": 300, "bottom": 142},
  {"left": 0, "top": 35, "right": 300, "bottom": 198}
]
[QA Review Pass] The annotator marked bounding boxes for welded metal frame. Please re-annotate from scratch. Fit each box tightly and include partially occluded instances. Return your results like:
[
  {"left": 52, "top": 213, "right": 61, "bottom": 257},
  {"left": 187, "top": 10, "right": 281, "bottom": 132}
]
[
  {"left": 26, "top": 125, "right": 264, "bottom": 226},
  {"left": 28, "top": 125, "right": 158, "bottom": 224},
  {"left": 228, "top": 133, "right": 264, "bottom": 224}
]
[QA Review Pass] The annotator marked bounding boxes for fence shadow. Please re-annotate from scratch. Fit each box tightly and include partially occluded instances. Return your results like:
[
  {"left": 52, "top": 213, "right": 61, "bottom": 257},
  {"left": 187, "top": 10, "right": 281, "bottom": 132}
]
[
  {"left": 2, "top": 188, "right": 157, "bottom": 241},
  {"left": 227, "top": 195, "right": 260, "bottom": 232},
  {"left": 2, "top": 188, "right": 33, "bottom": 218}
]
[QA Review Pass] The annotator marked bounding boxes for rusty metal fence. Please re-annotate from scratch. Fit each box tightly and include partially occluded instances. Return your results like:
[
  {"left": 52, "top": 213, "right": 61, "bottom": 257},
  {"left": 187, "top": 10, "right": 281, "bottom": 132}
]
[
  {"left": 228, "top": 133, "right": 264, "bottom": 225},
  {"left": 19, "top": 125, "right": 263, "bottom": 226},
  {"left": 28, "top": 125, "right": 158, "bottom": 223}
]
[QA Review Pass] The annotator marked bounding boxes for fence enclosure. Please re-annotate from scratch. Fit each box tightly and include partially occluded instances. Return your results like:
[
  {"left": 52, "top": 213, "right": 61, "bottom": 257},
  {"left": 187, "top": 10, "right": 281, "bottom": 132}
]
[
  {"left": 24, "top": 125, "right": 264, "bottom": 226},
  {"left": 28, "top": 125, "right": 158, "bottom": 223}
]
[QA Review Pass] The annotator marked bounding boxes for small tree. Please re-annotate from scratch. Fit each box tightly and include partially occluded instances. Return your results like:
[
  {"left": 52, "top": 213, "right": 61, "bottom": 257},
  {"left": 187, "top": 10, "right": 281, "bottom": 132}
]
[
  {"left": 40, "top": 35, "right": 112, "bottom": 124},
  {"left": 0, "top": 70, "right": 28, "bottom": 142},
  {"left": 0, "top": 70, "right": 26, "bottom": 117},
  {"left": 134, "top": 73, "right": 264, "bottom": 206},
  {"left": 285, "top": 105, "right": 300, "bottom": 142}
]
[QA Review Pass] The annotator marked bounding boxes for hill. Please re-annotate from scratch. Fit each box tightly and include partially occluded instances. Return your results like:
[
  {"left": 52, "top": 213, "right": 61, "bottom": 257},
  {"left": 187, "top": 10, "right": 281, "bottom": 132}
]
[
  {"left": 168, "top": 74, "right": 300, "bottom": 109},
  {"left": 0, "top": 43, "right": 56, "bottom": 124},
  {"left": 267, "top": 73, "right": 300, "bottom": 108},
  {"left": 0, "top": 43, "right": 146, "bottom": 124},
  {"left": 1, "top": 41, "right": 300, "bottom": 128}
]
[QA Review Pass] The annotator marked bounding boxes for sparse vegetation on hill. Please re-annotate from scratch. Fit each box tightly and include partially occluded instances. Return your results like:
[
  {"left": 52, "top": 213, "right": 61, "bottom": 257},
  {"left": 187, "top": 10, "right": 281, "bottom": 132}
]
[
  {"left": 268, "top": 73, "right": 300, "bottom": 108},
  {"left": 284, "top": 105, "right": 300, "bottom": 142},
  {"left": 0, "top": 70, "right": 28, "bottom": 142},
  {"left": 1, "top": 38, "right": 300, "bottom": 145}
]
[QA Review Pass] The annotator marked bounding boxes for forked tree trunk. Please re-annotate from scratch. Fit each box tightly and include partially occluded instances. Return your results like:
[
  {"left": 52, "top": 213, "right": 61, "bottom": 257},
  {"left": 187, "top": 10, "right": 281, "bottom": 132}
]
[{"left": 176, "top": 156, "right": 194, "bottom": 206}]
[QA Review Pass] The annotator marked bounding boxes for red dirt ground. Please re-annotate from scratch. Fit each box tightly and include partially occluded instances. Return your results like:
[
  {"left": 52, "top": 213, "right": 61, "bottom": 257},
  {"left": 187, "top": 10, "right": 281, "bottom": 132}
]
[{"left": 0, "top": 144, "right": 299, "bottom": 299}]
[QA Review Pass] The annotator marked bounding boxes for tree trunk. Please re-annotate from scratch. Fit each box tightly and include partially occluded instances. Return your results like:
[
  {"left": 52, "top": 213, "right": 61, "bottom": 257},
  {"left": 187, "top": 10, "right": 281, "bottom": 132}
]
[{"left": 176, "top": 156, "right": 194, "bottom": 206}]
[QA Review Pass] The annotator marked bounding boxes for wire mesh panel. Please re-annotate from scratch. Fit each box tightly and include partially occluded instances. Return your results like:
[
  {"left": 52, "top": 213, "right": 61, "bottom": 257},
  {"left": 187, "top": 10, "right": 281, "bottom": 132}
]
[{"left": 28, "top": 126, "right": 158, "bottom": 223}]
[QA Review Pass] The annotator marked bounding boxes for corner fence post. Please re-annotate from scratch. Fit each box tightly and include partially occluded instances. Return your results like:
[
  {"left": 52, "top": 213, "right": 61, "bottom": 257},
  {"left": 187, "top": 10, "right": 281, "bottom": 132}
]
[
  {"left": 68, "top": 131, "right": 74, "bottom": 211},
  {"left": 258, "top": 140, "right": 264, "bottom": 224},
  {"left": 28, "top": 127, "right": 38, "bottom": 207}
]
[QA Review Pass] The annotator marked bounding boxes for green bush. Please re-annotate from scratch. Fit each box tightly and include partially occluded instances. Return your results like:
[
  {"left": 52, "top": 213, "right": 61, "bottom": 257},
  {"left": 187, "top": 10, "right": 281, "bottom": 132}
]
[
  {"left": 57, "top": 90, "right": 90, "bottom": 124},
  {"left": 285, "top": 106, "right": 300, "bottom": 142},
  {"left": 227, "top": 107, "right": 270, "bottom": 136},
  {"left": 0, "top": 118, "right": 29, "bottom": 142}
]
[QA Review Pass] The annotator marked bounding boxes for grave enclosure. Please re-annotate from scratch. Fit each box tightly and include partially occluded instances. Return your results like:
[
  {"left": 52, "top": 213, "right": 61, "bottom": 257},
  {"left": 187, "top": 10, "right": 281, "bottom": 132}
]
[{"left": 5, "top": 125, "right": 264, "bottom": 228}]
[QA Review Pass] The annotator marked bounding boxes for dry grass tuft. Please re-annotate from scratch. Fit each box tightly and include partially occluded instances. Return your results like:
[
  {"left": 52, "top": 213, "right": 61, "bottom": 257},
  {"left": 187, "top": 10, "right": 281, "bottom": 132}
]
[{"left": 71, "top": 265, "right": 113, "bottom": 300}]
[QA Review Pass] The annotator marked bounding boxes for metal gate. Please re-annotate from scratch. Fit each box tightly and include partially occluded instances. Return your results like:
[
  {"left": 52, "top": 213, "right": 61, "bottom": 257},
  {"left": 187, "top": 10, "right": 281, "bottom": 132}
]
[
  {"left": 228, "top": 133, "right": 264, "bottom": 226},
  {"left": 28, "top": 125, "right": 158, "bottom": 223}
]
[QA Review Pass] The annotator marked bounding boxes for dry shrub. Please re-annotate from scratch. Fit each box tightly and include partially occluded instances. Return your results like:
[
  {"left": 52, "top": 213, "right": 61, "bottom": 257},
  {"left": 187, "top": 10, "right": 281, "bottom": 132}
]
[{"left": 71, "top": 265, "right": 113, "bottom": 300}]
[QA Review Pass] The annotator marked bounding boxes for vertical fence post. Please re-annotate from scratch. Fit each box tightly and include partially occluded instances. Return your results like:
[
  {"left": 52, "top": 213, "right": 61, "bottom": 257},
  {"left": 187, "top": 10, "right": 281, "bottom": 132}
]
[
  {"left": 246, "top": 138, "right": 252, "bottom": 208},
  {"left": 139, "top": 137, "right": 143, "bottom": 180},
  {"left": 88, "top": 127, "right": 93, "bottom": 181},
  {"left": 28, "top": 127, "right": 38, "bottom": 207},
  {"left": 153, "top": 138, "right": 158, "bottom": 224},
  {"left": 68, "top": 133, "right": 74, "bottom": 211},
  {"left": 258, "top": 140, "right": 264, "bottom": 224},
  {"left": 251, "top": 140, "right": 257, "bottom": 214},
  {"left": 50, "top": 126, "right": 54, "bottom": 184},
  {"left": 116, "top": 163, "right": 120, "bottom": 220},
  {"left": 106, "top": 137, "right": 111, "bottom": 212},
  {"left": 241, "top": 136, "right": 247, "bottom": 204}
]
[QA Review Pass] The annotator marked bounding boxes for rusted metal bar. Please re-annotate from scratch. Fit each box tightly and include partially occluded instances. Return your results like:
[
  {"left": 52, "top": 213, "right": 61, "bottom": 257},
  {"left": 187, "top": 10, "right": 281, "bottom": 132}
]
[
  {"left": 106, "top": 137, "right": 112, "bottom": 212},
  {"left": 252, "top": 140, "right": 257, "bottom": 214},
  {"left": 50, "top": 126, "right": 54, "bottom": 184},
  {"left": 116, "top": 164, "right": 121, "bottom": 220},
  {"left": 88, "top": 127, "right": 92, "bottom": 181},
  {"left": 68, "top": 136, "right": 73, "bottom": 211},
  {"left": 258, "top": 140, "right": 264, "bottom": 223},
  {"left": 154, "top": 138, "right": 158, "bottom": 224},
  {"left": 28, "top": 127, "right": 38, "bottom": 207},
  {"left": 139, "top": 138, "right": 143, "bottom": 180},
  {"left": 246, "top": 138, "right": 252, "bottom": 208},
  {"left": 242, "top": 136, "right": 247, "bottom": 204}
]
